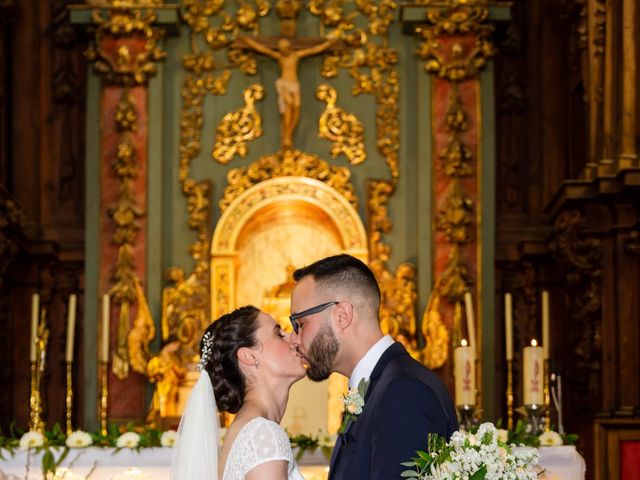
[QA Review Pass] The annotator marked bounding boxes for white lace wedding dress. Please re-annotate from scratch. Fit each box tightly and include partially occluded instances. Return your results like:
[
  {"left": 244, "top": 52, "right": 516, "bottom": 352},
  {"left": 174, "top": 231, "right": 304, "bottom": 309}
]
[{"left": 222, "top": 417, "right": 305, "bottom": 480}]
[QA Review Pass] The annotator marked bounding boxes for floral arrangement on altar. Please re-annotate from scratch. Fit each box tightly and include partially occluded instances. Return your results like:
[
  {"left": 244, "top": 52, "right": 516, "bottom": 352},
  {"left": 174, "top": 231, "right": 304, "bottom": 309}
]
[
  {"left": 0, "top": 422, "right": 178, "bottom": 476},
  {"left": 496, "top": 419, "right": 579, "bottom": 448},
  {"left": 401, "top": 423, "right": 541, "bottom": 480}
]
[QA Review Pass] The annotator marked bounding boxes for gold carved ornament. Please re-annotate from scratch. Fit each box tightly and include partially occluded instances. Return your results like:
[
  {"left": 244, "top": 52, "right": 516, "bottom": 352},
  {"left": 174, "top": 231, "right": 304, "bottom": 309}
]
[
  {"left": 416, "top": 5, "right": 495, "bottom": 82},
  {"left": 108, "top": 89, "right": 146, "bottom": 379},
  {"left": 220, "top": 149, "right": 358, "bottom": 212},
  {"left": 316, "top": 84, "right": 366, "bottom": 165},
  {"left": 85, "top": 8, "right": 166, "bottom": 85},
  {"left": 212, "top": 84, "right": 265, "bottom": 164}
]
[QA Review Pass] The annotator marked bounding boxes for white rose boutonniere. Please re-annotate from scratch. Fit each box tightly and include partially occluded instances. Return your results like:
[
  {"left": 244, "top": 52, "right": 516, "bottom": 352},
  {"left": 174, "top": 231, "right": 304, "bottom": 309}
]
[
  {"left": 539, "top": 430, "right": 563, "bottom": 446},
  {"left": 65, "top": 430, "right": 93, "bottom": 448},
  {"left": 160, "top": 430, "right": 177, "bottom": 447},
  {"left": 116, "top": 432, "right": 141, "bottom": 448},
  {"left": 340, "top": 378, "right": 368, "bottom": 433},
  {"left": 19, "top": 431, "right": 45, "bottom": 450}
]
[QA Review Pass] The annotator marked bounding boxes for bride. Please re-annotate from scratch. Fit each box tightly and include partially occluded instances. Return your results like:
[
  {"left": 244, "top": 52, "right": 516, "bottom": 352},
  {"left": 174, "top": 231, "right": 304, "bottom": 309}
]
[{"left": 171, "top": 306, "right": 307, "bottom": 479}]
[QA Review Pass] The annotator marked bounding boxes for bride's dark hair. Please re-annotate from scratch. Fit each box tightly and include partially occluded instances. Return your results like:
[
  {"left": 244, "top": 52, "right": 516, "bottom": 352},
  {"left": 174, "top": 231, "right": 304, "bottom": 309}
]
[{"left": 199, "top": 305, "right": 261, "bottom": 413}]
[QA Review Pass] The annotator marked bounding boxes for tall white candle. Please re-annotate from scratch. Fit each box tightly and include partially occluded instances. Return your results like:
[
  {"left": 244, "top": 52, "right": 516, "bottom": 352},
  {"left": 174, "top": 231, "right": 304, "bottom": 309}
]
[
  {"left": 542, "top": 290, "right": 550, "bottom": 360},
  {"left": 101, "top": 294, "right": 110, "bottom": 363},
  {"left": 505, "top": 293, "right": 513, "bottom": 361},
  {"left": 65, "top": 294, "right": 77, "bottom": 363},
  {"left": 523, "top": 339, "right": 544, "bottom": 405},
  {"left": 454, "top": 339, "right": 476, "bottom": 406},
  {"left": 30, "top": 294, "right": 40, "bottom": 362},
  {"left": 464, "top": 292, "right": 477, "bottom": 354}
]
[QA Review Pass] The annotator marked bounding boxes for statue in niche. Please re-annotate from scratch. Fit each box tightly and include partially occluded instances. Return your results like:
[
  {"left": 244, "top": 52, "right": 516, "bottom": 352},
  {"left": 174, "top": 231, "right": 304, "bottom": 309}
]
[{"left": 238, "top": 35, "right": 336, "bottom": 150}]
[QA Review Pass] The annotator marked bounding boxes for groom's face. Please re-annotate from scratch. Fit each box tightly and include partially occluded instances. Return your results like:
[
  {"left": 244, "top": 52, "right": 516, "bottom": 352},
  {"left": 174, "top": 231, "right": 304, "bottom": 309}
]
[{"left": 289, "top": 276, "right": 340, "bottom": 381}]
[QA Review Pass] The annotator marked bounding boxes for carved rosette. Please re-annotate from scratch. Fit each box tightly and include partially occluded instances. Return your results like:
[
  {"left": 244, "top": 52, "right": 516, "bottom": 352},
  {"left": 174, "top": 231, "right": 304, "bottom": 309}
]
[{"left": 415, "top": 3, "right": 495, "bottom": 374}]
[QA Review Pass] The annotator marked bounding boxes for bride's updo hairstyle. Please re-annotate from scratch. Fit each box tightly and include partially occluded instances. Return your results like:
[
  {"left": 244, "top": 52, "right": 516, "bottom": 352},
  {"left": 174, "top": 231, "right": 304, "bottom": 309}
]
[{"left": 199, "top": 306, "right": 260, "bottom": 413}]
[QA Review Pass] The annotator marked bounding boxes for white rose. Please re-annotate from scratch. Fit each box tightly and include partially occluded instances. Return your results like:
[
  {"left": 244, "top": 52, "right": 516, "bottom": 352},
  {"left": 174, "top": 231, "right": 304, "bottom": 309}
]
[
  {"left": 346, "top": 403, "right": 357, "bottom": 414},
  {"left": 116, "top": 432, "right": 141, "bottom": 448},
  {"left": 497, "top": 429, "right": 509, "bottom": 443},
  {"left": 160, "top": 430, "right": 177, "bottom": 447},
  {"left": 19, "top": 430, "right": 45, "bottom": 450},
  {"left": 538, "top": 430, "right": 563, "bottom": 446},
  {"left": 65, "top": 430, "right": 93, "bottom": 448}
]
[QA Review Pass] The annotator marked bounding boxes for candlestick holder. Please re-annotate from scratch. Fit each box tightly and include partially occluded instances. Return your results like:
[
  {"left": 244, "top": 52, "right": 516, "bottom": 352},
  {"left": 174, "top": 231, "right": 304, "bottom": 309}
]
[
  {"left": 516, "top": 403, "right": 548, "bottom": 436},
  {"left": 99, "top": 361, "right": 109, "bottom": 436},
  {"left": 29, "top": 362, "right": 45, "bottom": 433},
  {"left": 456, "top": 404, "right": 481, "bottom": 431},
  {"left": 543, "top": 359, "right": 551, "bottom": 432},
  {"left": 66, "top": 362, "right": 73, "bottom": 435},
  {"left": 506, "top": 359, "right": 514, "bottom": 431}
]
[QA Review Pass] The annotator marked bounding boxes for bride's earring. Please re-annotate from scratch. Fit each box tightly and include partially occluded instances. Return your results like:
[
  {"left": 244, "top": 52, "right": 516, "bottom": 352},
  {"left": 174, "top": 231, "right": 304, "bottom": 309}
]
[{"left": 254, "top": 361, "right": 260, "bottom": 369}]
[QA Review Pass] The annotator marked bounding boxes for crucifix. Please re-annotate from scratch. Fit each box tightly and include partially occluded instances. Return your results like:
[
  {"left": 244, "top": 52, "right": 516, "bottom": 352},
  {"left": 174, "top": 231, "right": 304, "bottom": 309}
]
[{"left": 238, "top": 34, "right": 336, "bottom": 150}]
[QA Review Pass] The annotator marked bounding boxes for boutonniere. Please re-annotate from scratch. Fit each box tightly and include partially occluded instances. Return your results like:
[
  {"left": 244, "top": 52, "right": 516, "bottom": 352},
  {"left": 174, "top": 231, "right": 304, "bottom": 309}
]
[{"left": 340, "top": 378, "right": 369, "bottom": 433}]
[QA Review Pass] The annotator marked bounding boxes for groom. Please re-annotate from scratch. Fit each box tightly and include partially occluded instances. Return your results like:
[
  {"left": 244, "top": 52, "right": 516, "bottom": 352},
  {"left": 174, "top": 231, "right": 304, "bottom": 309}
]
[{"left": 290, "top": 254, "right": 457, "bottom": 480}]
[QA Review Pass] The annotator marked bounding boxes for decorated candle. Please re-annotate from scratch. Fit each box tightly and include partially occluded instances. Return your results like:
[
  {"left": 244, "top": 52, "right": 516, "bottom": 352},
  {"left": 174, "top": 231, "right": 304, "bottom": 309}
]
[
  {"left": 463, "top": 292, "right": 477, "bottom": 355},
  {"left": 523, "top": 339, "right": 544, "bottom": 405},
  {"left": 101, "top": 294, "right": 110, "bottom": 363},
  {"left": 454, "top": 339, "right": 476, "bottom": 406},
  {"left": 542, "top": 290, "right": 550, "bottom": 360},
  {"left": 505, "top": 293, "right": 513, "bottom": 361},
  {"left": 65, "top": 294, "right": 77, "bottom": 362},
  {"left": 30, "top": 294, "right": 40, "bottom": 362}
]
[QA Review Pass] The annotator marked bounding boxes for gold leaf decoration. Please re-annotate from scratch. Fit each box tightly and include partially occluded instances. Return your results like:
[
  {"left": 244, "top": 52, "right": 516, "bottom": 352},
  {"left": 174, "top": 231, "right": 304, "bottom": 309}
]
[
  {"left": 212, "top": 84, "right": 265, "bottom": 164},
  {"left": 127, "top": 278, "right": 156, "bottom": 375},
  {"left": 316, "top": 84, "right": 366, "bottom": 165},
  {"left": 220, "top": 149, "right": 358, "bottom": 211},
  {"left": 421, "top": 291, "right": 450, "bottom": 369}
]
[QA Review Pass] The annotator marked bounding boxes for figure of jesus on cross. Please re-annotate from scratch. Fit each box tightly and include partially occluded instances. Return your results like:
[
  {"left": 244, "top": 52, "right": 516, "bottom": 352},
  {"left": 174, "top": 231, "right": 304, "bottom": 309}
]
[{"left": 238, "top": 35, "right": 335, "bottom": 150}]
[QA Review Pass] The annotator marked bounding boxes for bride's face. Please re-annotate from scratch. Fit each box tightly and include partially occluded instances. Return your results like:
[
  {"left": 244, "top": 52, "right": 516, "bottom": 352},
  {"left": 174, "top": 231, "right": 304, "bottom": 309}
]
[{"left": 253, "top": 312, "right": 306, "bottom": 381}]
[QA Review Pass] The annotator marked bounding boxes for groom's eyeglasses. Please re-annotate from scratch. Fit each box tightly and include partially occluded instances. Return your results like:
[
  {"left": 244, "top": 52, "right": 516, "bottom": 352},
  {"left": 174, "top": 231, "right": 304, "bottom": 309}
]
[{"left": 289, "top": 301, "right": 339, "bottom": 334}]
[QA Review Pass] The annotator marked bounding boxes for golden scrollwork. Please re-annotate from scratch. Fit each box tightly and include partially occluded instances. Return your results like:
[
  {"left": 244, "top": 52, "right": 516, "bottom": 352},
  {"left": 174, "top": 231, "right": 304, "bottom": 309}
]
[
  {"left": 437, "top": 180, "right": 474, "bottom": 244},
  {"left": 108, "top": 90, "right": 145, "bottom": 380},
  {"left": 212, "top": 84, "right": 265, "bottom": 164},
  {"left": 316, "top": 84, "right": 366, "bottom": 165},
  {"left": 420, "top": 291, "right": 450, "bottom": 369},
  {"left": 366, "top": 180, "right": 424, "bottom": 361},
  {"left": 85, "top": 8, "right": 166, "bottom": 85},
  {"left": 416, "top": 5, "right": 495, "bottom": 82},
  {"left": 127, "top": 278, "right": 156, "bottom": 375},
  {"left": 220, "top": 149, "right": 358, "bottom": 211}
]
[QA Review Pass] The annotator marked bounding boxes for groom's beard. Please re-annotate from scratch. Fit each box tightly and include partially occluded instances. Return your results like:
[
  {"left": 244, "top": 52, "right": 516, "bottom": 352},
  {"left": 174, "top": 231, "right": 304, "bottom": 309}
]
[{"left": 305, "top": 321, "right": 339, "bottom": 382}]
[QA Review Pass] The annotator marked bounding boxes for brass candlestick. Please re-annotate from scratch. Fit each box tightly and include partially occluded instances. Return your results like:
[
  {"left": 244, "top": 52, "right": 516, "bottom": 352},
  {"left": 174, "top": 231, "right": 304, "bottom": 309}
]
[
  {"left": 29, "top": 362, "right": 44, "bottom": 433},
  {"left": 506, "top": 359, "right": 514, "bottom": 430},
  {"left": 100, "top": 361, "right": 109, "bottom": 436},
  {"left": 544, "top": 359, "right": 551, "bottom": 431},
  {"left": 65, "top": 362, "right": 73, "bottom": 435}
]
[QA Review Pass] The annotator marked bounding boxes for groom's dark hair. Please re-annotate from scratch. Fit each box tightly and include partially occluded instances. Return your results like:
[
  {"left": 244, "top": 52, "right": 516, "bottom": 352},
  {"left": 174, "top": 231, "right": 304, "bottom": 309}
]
[{"left": 294, "top": 254, "right": 381, "bottom": 310}]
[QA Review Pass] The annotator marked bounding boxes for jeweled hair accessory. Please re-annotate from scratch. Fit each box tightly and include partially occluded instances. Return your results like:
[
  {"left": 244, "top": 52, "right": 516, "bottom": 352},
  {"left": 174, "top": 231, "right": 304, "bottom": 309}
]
[{"left": 198, "top": 331, "right": 214, "bottom": 372}]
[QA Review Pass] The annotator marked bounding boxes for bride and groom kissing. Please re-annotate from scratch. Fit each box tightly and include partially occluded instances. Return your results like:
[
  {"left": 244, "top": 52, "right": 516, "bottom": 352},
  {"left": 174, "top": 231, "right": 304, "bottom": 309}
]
[{"left": 171, "top": 254, "right": 457, "bottom": 479}]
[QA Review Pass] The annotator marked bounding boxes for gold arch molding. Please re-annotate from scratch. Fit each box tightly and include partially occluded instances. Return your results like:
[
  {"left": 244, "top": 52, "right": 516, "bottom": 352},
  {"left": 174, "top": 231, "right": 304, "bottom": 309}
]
[
  {"left": 211, "top": 175, "right": 368, "bottom": 320},
  {"left": 210, "top": 175, "right": 368, "bottom": 434}
]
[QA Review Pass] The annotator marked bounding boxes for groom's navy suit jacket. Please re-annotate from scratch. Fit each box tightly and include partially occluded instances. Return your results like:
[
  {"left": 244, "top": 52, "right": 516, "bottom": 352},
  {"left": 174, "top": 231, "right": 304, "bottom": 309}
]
[{"left": 329, "top": 342, "right": 457, "bottom": 480}]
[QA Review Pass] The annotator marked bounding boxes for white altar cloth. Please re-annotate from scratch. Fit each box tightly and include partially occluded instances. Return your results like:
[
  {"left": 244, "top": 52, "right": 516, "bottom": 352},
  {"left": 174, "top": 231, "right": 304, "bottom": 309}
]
[{"left": 0, "top": 445, "right": 584, "bottom": 480}]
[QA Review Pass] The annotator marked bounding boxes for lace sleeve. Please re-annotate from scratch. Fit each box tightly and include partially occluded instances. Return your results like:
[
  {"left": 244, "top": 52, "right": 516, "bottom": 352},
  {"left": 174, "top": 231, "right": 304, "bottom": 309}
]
[{"left": 224, "top": 418, "right": 294, "bottom": 480}]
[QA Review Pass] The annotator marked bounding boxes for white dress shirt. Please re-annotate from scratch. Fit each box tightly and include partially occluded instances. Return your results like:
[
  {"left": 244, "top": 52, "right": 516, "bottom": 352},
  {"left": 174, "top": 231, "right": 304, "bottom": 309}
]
[{"left": 348, "top": 335, "right": 395, "bottom": 389}]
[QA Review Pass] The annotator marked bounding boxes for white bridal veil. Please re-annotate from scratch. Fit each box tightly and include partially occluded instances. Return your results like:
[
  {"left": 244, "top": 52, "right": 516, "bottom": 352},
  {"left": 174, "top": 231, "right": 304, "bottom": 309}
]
[{"left": 170, "top": 371, "right": 221, "bottom": 480}]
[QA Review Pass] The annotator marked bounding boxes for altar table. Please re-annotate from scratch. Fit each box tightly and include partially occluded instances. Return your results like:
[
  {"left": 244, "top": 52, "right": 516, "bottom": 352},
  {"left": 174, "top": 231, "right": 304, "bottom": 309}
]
[{"left": 0, "top": 445, "right": 584, "bottom": 479}]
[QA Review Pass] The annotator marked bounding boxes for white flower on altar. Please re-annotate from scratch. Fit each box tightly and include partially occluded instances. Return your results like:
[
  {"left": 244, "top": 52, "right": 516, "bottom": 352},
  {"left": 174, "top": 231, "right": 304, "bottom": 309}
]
[
  {"left": 116, "top": 432, "right": 141, "bottom": 448},
  {"left": 160, "top": 430, "right": 177, "bottom": 447},
  {"left": 19, "top": 430, "right": 45, "bottom": 450},
  {"left": 539, "top": 430, "right": 563, "bottom": 446},
  {"left": 497, "top": 428, "right": 509, "bottom": 443},
  {"left": 65, "top": 430, "right": 93, "bottom": 448}
]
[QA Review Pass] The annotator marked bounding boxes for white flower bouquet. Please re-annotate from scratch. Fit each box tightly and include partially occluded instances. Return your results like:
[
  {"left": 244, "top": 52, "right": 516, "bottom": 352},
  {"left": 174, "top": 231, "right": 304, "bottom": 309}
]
[{"left": 402, "top": 423, "right": 540, "bottom": 480}]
